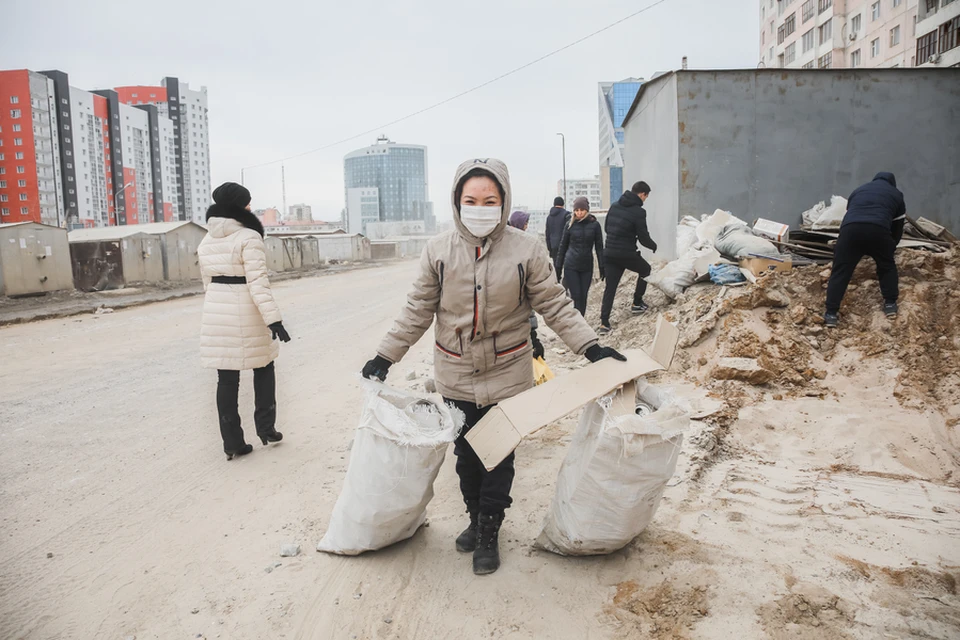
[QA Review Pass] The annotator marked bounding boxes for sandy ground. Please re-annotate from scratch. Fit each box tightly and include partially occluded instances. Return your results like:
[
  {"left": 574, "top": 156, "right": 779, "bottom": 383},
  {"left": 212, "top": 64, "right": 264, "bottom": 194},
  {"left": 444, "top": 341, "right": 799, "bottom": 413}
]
[{"left": 1, "top": 259, "right": 958, "bottom": 640}]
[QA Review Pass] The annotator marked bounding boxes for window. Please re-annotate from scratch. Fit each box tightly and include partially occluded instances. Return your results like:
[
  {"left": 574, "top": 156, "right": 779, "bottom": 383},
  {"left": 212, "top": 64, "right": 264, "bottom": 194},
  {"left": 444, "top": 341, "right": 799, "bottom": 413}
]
[
  {"left": 785, "top": 42, "right": 797, "bottom": 64},
  {"left": 10, "top": 96, "right": 18, "bottom": 104},
  {"left": 852, "top": 14, "right": 862, "bottom": 33},
  {"left": 769, "top": 46, "right": 775, "bottom": 59},
  {"left": 940, "top": 16, "right": 960, "bottom": 53},
  {"left": 802, "top": 28, "right": 815, "bottom": 51},
  {"left": 12, "top": 124, "right": 21, "bottom": 132},
  {"left": 0, "top": 168, "right": 4, "bottom": 174},
  {"left": 819, "top": 19, "right": 833, "bottom": 44},
  {"left": 802, "top": 0, "right": 815, "bottom": 22},
  {"left": 17, "top": 180, "right": 25, "bottom": 187},
  {"left": 20, "top": 207, "right": 28, "bottom": 215},
  {"left": 850, "top": 49, "right": 862, "bottom": 66},
  {"left": 872, "top": 1, "right": 881, "bottom": 20},
  {"left": 19, "top": 194, "right": 27, "bottom": 201},
  {"left": 917, "top": 30, "right": 938, "bottom": 60},
  {"left": 10, "top": 109, "right": 21, "bottom": 118},
  {"left": 0, "top": 180, "right": 4, "bottom": 188},
  {"left": 0, "top": 153, "right": 3, "bottom": 160},
  {"left": 17, "top": 166, "right": 24, "bottom": 174},
  {"left": 891, "top": 25, "right": 901, "bottom": 46},
  {"left": 893, "top": 0, "right": 901, "bottom": 6},
  {"left": 13, "top": 138, "right": 22, "bottom": 146},
  {"left": 819, "top": 0, "right": 832, "bottom": 12},
  {"left": 872, "top": 37, "right": 881, "bottom": 56},
  {"left": 0, "top": 208, "right": 8, "bottom": 216},
  {"left": 15, "top": 152, "right": 24, "bottom": 160}
]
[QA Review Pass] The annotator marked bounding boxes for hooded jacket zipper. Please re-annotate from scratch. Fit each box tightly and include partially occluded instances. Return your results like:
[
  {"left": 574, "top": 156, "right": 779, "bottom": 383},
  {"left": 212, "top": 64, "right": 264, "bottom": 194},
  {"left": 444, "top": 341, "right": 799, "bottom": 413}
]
[
  {"left": 517, "top": 263, "right": 525, "bottom": 304},
  {"left": 472, "top": 246, "right": 480, "bottom": 340},
  {"left": 437, "top": 260, "right": 445, "bottom": 300}
]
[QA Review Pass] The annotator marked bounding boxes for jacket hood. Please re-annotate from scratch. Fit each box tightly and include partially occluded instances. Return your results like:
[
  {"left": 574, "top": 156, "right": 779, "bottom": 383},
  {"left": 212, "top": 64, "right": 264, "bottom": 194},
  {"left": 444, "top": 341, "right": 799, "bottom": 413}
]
[
  {"left": 548, "top": 206, "right": 568, "bottom": 218},
  {"left": 450, "top": 158, "right": 512, "bottom": 244},
  {"left": 874, "top": 172, "right": 897, "bottom": 188},
  {"left": 205, "top": 202, "right": 265, "bottom": 237},
  {"left": 618, "top": 190, "right": 643, "bottom": 208}
]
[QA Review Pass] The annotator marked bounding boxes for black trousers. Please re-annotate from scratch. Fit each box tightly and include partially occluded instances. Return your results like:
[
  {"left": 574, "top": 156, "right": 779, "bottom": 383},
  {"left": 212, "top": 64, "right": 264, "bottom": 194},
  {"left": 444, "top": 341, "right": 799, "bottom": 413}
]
[
  {"left": 563, "top": 269, "right": 593, "bottom": 316},
  {"left": 447, "top": 399, "right": 515, "bottom": 517},
  {"left": 600, "top": 252, "right": 652, "bottom": 325},
  {"left": 216, "top": 362, "right": 277, "bottom": 451},
  {"left": 825, "top": 223, "right": 899, "bottom": 314}
]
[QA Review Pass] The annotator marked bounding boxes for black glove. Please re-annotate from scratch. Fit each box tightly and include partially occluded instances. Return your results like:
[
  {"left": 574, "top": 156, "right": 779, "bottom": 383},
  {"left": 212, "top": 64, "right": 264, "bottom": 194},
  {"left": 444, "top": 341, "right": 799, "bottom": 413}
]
[
  {"left": 269, "top": 322, "right": 291, "bottom": 342},
  {"left": 362, "top": 355, "right": 392, "bottom": 381},
  {"left": 585, "top": 344, "right": 627, "bottom": 363},
  {"left": 531, "top": 329, "right": 545, "bottom": 360},
  {"left": 599, "top": 267, "right": 606, "bottom": 281}
]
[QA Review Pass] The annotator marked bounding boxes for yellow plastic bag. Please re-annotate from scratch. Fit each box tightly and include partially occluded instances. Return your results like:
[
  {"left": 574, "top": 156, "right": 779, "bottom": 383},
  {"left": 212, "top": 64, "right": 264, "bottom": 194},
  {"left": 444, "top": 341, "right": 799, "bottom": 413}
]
[{"left": 533, "top": 357, "right": 555, "bottom": 386}]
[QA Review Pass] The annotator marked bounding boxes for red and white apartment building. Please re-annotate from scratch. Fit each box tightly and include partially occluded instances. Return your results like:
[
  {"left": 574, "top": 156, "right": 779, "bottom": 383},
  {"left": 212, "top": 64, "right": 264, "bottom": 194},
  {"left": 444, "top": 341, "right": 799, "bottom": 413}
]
[{"left": 0, "top": 69, "right": 210, "bottom": 228}]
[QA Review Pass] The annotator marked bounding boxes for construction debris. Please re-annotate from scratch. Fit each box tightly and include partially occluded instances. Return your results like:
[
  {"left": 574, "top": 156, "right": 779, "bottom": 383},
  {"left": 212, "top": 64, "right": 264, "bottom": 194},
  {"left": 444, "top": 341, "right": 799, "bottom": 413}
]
[{"left": 711, "top": 357, "right": 775, "bottom": 385}]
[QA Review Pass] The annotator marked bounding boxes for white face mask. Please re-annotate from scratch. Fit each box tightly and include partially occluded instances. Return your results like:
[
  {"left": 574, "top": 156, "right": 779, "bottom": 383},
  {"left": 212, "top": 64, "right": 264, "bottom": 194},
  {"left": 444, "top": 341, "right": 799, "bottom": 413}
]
[{"left": 460, "top": 205, "right": 502, "bottom": 238}]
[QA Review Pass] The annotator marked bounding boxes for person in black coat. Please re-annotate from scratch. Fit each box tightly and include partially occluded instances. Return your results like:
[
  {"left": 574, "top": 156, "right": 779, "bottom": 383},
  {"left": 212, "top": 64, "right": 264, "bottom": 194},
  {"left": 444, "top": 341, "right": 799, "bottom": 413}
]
[
  {"left": 555, "top": 197, "right": 604, "bottom": 316},
  {"left": 598, "top": 181, "right": 657, "bottom": 334},
  {"left": 545, "top": 197, "right": 571, "bottom": 261},
  {"left": 824, "top": 172, "right": 906, "bottom": 328}
]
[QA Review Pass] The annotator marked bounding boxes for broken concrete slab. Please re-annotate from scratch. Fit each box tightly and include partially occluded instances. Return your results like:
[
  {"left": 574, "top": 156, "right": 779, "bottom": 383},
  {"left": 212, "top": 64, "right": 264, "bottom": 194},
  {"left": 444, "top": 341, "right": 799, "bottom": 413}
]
[{"left": 711, "top": 357, "right": 775, "bottom": 385}]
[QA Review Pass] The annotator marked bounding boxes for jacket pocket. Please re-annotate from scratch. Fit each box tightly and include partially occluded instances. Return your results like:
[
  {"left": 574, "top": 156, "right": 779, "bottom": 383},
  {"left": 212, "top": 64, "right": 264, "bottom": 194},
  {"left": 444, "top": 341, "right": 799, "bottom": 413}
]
[
  {"left": 435, "top": 341, "right": 462, "bottom": 359},
  {"left": 494, "top": 331, "right": 529, "bottom": 362}
]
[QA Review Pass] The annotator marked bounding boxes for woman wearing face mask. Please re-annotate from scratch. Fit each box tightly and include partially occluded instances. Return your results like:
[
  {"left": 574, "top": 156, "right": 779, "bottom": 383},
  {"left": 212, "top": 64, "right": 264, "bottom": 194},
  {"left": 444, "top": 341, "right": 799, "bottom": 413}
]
[
  {"left": 361, "top": 159, "right": 625, "bottom": 575},
  {"left": 555, "top": 197, "right": 604, "bottom": 317},
  {"left": 198, "top": 182, "right": 291, "bottom": 461}
]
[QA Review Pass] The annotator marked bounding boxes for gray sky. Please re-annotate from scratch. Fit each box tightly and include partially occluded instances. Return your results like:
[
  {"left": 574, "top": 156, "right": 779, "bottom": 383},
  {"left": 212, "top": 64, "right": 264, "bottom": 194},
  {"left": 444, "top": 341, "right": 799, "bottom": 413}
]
[{"left": 4, "top": 0, "right": 760, "bottom": 221}]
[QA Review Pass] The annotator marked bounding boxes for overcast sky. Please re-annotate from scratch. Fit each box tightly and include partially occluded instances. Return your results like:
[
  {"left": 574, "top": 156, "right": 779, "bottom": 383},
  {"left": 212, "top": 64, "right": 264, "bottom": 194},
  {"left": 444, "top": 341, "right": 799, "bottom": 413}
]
[{"left": 4, "top": 0, "right": 760, "bottom": 221}]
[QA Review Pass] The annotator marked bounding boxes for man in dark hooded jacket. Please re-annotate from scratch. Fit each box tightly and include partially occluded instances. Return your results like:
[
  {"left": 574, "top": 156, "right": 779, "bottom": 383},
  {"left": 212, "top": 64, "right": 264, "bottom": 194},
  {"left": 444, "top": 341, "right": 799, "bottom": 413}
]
[
  {"left": 824, "top": 172, "right": 906, "bottom": 327},
  {"left": 545, "top": 197, "right": 571, "bottom": 260},
  {"left": 598, "top": 181, "right": 657, "bottom": 334}
]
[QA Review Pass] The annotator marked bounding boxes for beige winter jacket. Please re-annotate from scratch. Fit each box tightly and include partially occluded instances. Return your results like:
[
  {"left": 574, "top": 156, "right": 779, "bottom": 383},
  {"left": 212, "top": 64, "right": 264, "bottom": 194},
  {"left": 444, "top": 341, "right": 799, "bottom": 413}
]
[
  {"left": 198, "top": 217, "right": 282, "bottom": 370},
  {"left": 378, "top": 158, "right": 598, "bottom": 407}
]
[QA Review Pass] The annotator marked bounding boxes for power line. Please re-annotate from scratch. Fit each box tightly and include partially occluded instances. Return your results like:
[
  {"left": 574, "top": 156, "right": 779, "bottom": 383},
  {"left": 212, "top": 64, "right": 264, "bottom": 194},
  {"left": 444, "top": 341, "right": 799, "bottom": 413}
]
[{"left": 243, "top": 0, "right": 675, "bottom": 171}]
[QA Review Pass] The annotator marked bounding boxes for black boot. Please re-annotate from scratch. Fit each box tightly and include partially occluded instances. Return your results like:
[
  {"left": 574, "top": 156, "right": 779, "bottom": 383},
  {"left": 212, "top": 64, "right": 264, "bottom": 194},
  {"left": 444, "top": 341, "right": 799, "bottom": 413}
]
[
  {"left": 257, "top": 430, "right": 283, "bottom": 446},
  {"left": 225, "top": 444, "right": 253, "bottom": 460},
  {"left": 455, "top": 500, "right": 480, "bottom": 553},
  {"left": 473, "top": 513, "right": 503, "bottom": 575}
]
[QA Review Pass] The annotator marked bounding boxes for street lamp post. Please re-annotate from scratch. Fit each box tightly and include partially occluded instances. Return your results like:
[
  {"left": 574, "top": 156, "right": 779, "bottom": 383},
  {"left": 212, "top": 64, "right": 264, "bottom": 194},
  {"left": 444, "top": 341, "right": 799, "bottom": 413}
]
[
  {"left": 556, "top": 133, "right": 566, "bottom": 206},
  {"left": 112, "top": 181, "right": 134, "bottom": 225}
]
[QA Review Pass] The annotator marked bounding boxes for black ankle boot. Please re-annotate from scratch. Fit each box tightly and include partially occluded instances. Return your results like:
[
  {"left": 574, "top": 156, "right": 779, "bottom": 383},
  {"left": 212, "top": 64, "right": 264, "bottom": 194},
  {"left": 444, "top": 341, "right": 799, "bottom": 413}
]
[
  {"left": 225, "top": 443, "right": 253, "bottom": 460},
  {"left": 473, "top": 513, "right": 503, "bottom": 575},
  {"left": 455, "top": 500, "right": 480, "bottom": 553},
  {"left": 258, "top": 429, "right": 283, "bottom": 446}
]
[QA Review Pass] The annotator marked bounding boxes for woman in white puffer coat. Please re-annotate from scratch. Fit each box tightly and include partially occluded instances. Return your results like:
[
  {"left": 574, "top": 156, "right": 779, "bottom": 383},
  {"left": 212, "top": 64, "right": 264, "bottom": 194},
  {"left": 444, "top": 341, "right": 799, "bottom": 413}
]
[{"left": 198, "top": 182, "right": 291, "bottom": 460}]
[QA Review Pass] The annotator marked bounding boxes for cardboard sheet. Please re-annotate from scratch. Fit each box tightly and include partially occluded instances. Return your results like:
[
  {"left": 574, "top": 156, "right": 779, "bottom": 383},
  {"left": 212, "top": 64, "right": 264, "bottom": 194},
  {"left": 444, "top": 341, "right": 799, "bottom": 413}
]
[
  {"left": 465, "top": 316, "right": 680, "bottom": 470},
  {"left": 739, "top": 255, "right": 792, "bottom": 277}
]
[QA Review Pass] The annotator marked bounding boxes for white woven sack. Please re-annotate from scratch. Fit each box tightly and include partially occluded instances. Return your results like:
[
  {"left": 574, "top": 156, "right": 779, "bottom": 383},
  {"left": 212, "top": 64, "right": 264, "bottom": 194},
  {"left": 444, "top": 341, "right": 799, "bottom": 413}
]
[
  {"left": 317, "top": 380, "right": 463, "bottom": 556},
  {"left": 536, "top": 381, "right": 688, "bottom": 556}
]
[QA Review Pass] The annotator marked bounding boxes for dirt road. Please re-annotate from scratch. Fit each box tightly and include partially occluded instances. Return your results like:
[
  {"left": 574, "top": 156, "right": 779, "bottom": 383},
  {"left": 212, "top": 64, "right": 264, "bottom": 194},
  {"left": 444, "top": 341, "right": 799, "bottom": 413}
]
[{"left": 1, "top": 260, "right": 958, "bottom": 639}]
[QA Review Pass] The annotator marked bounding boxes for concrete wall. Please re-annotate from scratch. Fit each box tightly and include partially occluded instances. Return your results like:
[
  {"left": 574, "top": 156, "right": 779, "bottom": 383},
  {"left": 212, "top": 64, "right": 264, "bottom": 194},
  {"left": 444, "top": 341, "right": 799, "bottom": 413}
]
[
  {"left": 622, "top": 73, "right": 680, "bottom": 260},
  {"left": 0, "top": 223, "right": 74, "bottom": 296},
  {"left": 623, "top": 69, "right": 960, "bottom": 257}
]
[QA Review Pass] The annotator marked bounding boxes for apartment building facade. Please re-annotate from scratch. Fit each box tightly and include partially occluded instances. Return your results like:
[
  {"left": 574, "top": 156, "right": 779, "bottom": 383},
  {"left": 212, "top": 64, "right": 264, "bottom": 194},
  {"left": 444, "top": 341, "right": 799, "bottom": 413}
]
[
  {"left": 761, "top": 0, "right": 919, "bottom": 69},
  {"left": 0, "top": 70, "right": 65, "bottom": 226},
  {"left": 0, "top": 69, "right": 209, "bottom": 228},
  {"left": 557, "top": 176, "right": 603, "bottom": 212},
  {"left": 915, "top": 0, "right": 960, "bottom": 67}
]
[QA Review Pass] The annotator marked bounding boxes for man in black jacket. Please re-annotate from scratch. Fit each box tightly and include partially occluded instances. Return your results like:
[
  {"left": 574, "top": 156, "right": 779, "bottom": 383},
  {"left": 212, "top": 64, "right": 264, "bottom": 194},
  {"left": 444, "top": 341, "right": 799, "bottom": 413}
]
[
  {"left": 824, "top": 172, "right": 906, "bottom": 328},
  {"left": 545, "top": 197, "right": 571, "bottom": 261},
  {"left": 598, "top": 181, "right": 657, "bottom": 334}
]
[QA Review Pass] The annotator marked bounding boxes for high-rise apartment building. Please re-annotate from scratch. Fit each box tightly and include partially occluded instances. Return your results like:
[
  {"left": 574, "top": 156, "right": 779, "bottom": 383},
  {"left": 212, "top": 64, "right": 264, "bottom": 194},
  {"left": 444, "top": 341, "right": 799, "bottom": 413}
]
[
  {"left": 598, "top": 78, "right": 643, "bottom": 209},
  {"left": 760, "top": 0, "right": 919, "bottom": 70},
  {"left": 0, "top": 69, "right": 209, "bottom": 227},
  {"left": 557, "top": 176, "right": 603, "bottom": 212},
  {"left": 0, "top": 70, "right": 65, "bottom": 226},
  {"left": 343, "top": 136, "right": 433, "bottom": 235},
  {"left": 915, "top": 0, "right": 960, "bottom": 67},
  {"left": 288, "top": 203, "right": 313, "bottom": 222}
]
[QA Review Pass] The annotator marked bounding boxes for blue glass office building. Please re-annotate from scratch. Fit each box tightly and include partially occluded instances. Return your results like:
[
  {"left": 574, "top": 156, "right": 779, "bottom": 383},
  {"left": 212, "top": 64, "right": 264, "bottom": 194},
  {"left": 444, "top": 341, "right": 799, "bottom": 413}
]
[
  {"left": 344, "top": 136, "right": 433, "bottom": 232},
  {"left": 599, "top": 79, "right": 643, "bottom": 209}
]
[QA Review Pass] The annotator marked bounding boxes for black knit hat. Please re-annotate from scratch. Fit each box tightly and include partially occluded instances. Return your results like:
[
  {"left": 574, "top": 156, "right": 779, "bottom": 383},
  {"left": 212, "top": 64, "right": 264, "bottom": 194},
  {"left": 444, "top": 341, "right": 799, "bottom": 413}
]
[{"left": 212, "top": 182, "right": 251, "bottom": 209}]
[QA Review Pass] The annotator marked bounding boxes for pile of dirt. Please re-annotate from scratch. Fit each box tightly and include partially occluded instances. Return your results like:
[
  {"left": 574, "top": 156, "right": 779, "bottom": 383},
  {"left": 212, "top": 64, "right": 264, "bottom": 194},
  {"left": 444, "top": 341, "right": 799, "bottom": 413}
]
[{"left": 569, "top": 248, "right": 960, "bottom": 419}]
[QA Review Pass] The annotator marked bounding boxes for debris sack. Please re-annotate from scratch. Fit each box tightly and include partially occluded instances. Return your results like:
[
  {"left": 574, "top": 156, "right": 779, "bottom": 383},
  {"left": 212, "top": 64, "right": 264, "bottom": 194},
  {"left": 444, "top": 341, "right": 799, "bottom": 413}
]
[
  {"left": 709, "top": 263, "right": 747, "bottom": 285},
  {"left": 646, "top": 246, "right": 715, "bottom": 299},
  {"left": 801, "top": 195, "right": 848, "bottom": 230},
  {"left": 535, "top": 380, "right": 688, "bottom": 556},
  {"left": 715, "top": 222, "right": 779, "bottom": 259},
  {"left": 317, "top": 380, "right": 463, "bottom": 556}
]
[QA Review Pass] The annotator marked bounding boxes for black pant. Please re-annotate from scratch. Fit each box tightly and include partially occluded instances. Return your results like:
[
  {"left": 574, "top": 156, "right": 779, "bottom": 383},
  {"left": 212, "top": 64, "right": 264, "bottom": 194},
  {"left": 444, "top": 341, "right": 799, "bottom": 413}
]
[
  {"left": 825, "top": 223, "right": 898, "bottom": 314},
  {"left": 217, "top": 362, "right": 277, "bottom": 451},
  {"left": 600, "top": 252, "right": 652, "bottom": 325},
  {"left": 563, "top": 269, "right": 593, "bottom": 316},
  {"left": 447, "top": 399, "right": 515, "bottom": 517}
]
